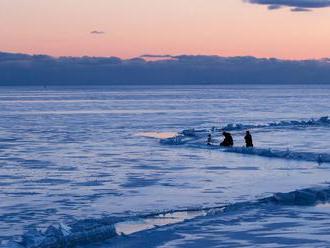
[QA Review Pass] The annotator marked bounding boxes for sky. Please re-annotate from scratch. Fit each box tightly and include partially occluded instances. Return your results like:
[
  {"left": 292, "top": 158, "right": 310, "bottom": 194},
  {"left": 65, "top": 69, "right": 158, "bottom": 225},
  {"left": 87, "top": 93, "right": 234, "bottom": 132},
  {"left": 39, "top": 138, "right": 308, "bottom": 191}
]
[{"left": 0, "top": 0, "right": 330, "bottom": 60}]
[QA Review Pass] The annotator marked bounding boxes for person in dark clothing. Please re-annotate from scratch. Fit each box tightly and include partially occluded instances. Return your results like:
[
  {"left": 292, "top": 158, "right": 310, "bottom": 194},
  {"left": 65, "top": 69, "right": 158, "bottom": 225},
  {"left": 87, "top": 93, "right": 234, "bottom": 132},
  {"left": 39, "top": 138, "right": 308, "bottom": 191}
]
[
  {"left": 220, "top": 132, "right": 234, "bottom": 147},
  {"left": 244, "top": 131, "right": 253, "bottom": 147},
  {"left": 207, "top": 134, "right": 212, "bottom": 146}
]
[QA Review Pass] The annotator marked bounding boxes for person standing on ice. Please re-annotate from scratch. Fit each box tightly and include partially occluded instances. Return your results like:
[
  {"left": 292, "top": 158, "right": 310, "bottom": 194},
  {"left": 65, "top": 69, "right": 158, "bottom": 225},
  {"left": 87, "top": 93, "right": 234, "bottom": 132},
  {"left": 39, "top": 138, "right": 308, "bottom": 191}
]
[
  {"left": 207, "top": 134, "right": 212, "bottom": 145},
  {"left": 244, "top": 131, "right": 253, "bottom": 147},
  {"left": 220, "top": 132, "right": 234, "bottom": 147}
]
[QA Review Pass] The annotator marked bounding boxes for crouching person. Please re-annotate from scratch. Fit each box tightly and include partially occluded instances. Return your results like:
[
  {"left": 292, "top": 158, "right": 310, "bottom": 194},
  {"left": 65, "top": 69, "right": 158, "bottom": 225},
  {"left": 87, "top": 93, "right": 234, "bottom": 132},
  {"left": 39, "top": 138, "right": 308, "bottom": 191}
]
[{"left": 220, "top": 132, "right": 234, "bottom": 147}]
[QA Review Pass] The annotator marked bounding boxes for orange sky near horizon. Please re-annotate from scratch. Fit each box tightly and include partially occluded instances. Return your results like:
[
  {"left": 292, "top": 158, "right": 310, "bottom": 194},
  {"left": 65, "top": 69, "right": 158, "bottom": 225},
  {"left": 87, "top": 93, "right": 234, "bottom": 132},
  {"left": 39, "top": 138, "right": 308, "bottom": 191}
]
[{"left": 0, "top": 0, "right": 330, "bottom": 60}]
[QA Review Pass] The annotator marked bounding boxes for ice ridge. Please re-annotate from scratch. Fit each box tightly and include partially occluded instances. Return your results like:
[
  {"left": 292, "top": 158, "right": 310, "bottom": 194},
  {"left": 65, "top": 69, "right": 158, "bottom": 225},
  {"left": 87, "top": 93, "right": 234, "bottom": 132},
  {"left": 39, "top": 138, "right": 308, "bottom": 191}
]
[
  {"left": 223, "top": 147, "right": 330, "bottom": 163},
  {"left": 221, "top": 116, "right": 330, "bottom": 131},
  {"left": 7, "top": 186, "right": 330, "bottom": 248}
]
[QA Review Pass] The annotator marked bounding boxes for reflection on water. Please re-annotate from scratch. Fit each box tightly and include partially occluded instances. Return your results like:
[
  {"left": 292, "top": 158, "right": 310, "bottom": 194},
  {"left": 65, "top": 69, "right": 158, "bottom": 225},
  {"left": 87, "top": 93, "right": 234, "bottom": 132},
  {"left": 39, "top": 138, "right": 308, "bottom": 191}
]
[
  {"left": 115, "top": 210, "right": 208, "bottom": 235},
  {"left": 136, "top": 132, "right": 178, "bottom": 139}
]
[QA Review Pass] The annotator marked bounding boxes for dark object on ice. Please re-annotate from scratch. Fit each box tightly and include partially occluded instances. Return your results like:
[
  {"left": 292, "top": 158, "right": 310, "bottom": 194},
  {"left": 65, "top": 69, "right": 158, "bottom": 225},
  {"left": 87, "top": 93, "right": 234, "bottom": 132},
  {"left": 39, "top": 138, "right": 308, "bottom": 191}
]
[
  {"left": 220, "top": 132, "right": 233, "bottom": 147},
  {"left": 244, "top": 131, "right": 253, "bottom": 147},
  {"left": 207, "top": 134, "right": 212, "bottom": 145}
]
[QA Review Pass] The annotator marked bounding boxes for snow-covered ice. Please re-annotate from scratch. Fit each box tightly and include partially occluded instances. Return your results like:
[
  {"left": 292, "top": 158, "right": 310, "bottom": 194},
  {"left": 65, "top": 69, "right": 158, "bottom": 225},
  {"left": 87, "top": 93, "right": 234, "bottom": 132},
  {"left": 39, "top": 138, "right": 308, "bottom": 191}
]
[{"left": 1, "top": 85, "right": 330, "bottom": 247}]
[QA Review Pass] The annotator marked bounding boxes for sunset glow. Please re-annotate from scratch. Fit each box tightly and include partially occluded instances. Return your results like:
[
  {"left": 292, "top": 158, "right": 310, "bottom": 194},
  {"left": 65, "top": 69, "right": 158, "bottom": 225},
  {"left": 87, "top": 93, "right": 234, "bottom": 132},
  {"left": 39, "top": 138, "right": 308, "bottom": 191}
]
[{"left": 1, "top": 0, "right": 330, "bottom": 59}]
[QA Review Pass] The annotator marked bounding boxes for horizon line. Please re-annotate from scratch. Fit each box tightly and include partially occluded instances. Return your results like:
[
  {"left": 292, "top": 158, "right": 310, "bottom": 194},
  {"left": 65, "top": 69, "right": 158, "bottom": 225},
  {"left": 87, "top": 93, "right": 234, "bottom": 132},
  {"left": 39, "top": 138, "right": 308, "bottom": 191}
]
[{"left": 1, "top": 50, "right": 329, "bottom": 62}]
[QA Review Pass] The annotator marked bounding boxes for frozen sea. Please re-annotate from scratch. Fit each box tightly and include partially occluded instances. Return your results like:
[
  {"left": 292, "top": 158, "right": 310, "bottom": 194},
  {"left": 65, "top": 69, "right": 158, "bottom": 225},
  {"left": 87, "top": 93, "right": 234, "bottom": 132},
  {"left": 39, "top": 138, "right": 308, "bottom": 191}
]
[{"left": 1, "top": 84, "right": 330, "bottom": 247}]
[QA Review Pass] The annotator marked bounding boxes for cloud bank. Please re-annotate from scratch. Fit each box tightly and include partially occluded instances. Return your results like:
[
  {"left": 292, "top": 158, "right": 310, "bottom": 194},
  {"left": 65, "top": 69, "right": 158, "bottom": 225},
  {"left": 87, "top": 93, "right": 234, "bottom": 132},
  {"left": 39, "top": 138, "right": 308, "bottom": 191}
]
[
  {"left": 245, "top": 0, "right": 330, "bottom": 11},
  {"left": 0, "top": 51, "right": 330, "bottom": 85}
]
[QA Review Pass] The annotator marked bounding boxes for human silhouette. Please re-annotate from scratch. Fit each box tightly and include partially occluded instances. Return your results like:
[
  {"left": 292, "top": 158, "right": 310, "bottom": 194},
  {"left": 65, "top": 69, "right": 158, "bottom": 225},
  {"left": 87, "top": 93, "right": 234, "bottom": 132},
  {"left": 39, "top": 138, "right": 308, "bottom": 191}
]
[
  {"left": 220, "top": 132, "right": 233, "bottom": 147},
  {"left": 207, "top": 134, "right": 212, "bottom": 145},
  {"left": 244, "top": 131, "right": 253, "bottom": 147}
]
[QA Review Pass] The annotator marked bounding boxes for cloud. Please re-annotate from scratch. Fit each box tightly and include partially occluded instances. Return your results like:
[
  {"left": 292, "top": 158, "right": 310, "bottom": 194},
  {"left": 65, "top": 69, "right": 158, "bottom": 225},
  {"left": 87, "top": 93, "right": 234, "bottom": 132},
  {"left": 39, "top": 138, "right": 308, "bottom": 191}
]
[
  {"left": 1, "top": 51, "right": 330, "bottom": 85},
  {"left": 268, "top": 4, "right": 282, "bottom": 10},
  {"left": 141, "top": 54, "right": 175, "bottom": 58},
  {"left": 245, "top": 0, "right": 330, "bottom": 11},
  {"left": 90, "top": 30, "right": 105, "bottom": 34},
  {"left": 291, "top": 7, "right": 311, "bottom": 11}
]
